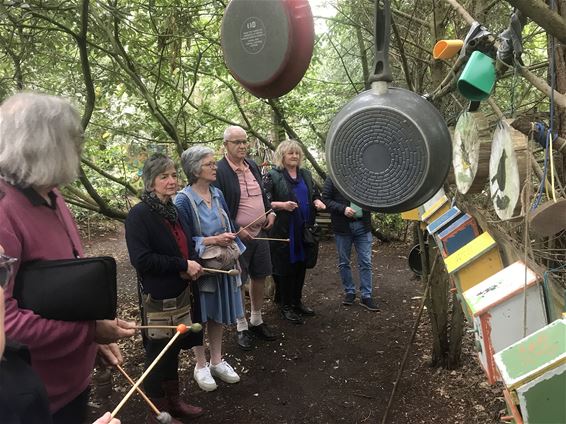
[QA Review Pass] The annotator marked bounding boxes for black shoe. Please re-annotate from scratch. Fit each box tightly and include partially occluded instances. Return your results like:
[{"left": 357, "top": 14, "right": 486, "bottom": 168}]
[
  {"left": 342, "top": 293, "right": 355, "bottom": 306},
  {"left": 236, "top": 330, "right": 254, "bottom": 350},
  {"left": 280, "top": 307, "right": 304, "bottom": 324},
  {"left": 249, "top": 323, "right": 277, "bottom": 341},
  {"left": 293, "top": 303, "right": 315, "bottom": 316},
  {"left": 360, "top": 297, "right": 380, "bottom": 312}
]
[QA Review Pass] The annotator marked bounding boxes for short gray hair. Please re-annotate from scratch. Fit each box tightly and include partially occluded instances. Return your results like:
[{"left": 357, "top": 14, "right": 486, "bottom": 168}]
[
  {"left": 0, "top": 92, "right": 84, "bottom": 188},
  {"left": 142, "top": 153, "right": 175, "bottom": 191},
  {"left": 180, "top": 145, "right": 214, "bottom": 184},
  {"left": 223, "top": 125, "right": 246, "bottom": 142}
]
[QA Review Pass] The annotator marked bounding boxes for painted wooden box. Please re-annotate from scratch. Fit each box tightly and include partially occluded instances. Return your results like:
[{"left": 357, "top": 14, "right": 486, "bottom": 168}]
[
  {"left": 463, "top": 261, "right": 548, "bottom": 384},
  {"left": 494, "top": 319, "right": 565, "bottom": 424},
  {"left": 437, "top": 213, "right": 480, "bottom": 258},
  {"left": 420, "top": 195, "right": 450, "bottom": 224},
  {"left": 426, "top": 206, "right": 463, "bottom": 243},
  {"left": 400, "top": 208, "right": 420, "bottom": 221}
]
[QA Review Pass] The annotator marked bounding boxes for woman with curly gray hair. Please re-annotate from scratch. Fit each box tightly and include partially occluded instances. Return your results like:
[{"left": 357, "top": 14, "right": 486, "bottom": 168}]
[
  {"left": 175, "top": 145, "right": 245, "bottom": 392},
  {"left": 0, "top": 92, "right": 134, "bottom": 423}
]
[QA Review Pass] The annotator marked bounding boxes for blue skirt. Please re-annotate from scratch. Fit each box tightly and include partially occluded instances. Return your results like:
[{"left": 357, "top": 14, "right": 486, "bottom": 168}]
[{"left": 198, "top": 275, "right": 243, "bottom": 325}]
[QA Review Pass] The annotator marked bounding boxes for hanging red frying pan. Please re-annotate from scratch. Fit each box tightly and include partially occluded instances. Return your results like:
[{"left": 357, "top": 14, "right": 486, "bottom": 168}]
[{"left": 221, "top": 0, "right": 314, "bottom": 98}]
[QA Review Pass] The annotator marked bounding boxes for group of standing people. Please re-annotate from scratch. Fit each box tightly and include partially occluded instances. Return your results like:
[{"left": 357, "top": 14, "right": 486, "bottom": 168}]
[{"left": 0, "top": 91, "right": 379, "bottom": 424}]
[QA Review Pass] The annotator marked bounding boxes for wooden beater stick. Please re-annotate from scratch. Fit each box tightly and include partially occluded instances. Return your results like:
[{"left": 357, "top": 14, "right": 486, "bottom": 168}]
[
  {"left": 115, "top": 364, "right": 160, "bottom": 415},
  {"left": 252, "top": 237, "right": 290, "bottom": 242},
  {"left": 235, "top": 209, "right": 272, "bottom": 236},
  {"left": 134, "top": 323, "right": 203, "bottom": 332},
  {"left": 202, "top": 267, "right": 240, "bottom": 276},
  {"left": 111, "top": 326, "right": 186, "bottom": 418}
]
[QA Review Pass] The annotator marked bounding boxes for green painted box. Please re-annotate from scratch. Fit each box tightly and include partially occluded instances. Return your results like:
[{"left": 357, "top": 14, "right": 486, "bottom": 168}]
[{"left": 494, "top": 319, "right": 566, "bottom": 424}]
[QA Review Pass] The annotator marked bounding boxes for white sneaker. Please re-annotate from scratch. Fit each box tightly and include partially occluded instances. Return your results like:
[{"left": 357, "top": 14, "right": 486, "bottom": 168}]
[
  {"left": 193, "top": 363, "right": 218, "bottom": 392},
  {"left": 210, "top": 360, "right": 240, "bottom": 384}
]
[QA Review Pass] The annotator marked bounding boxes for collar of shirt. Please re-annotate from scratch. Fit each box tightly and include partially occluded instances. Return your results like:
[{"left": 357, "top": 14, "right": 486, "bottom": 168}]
[
  {"left": 15, "top": 184, "right": 58, "bottom": 209},
  {"left": 225, "top": 154, "right": 249, "bottom": 173},
  {"left": 187, "top": 186, "right": 220, "bottom": 206}
]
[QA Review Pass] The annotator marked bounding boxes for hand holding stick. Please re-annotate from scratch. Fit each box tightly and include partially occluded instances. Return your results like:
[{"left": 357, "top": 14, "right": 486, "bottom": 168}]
[
  {"left": 111, "top": 325, "right": 188, "bottom": 419},
  {"left": 235, "top": 209, "right": 273, "bottom": 236},
  {"left": 115, "top": 364, "right": 172, "bottom": 424}
]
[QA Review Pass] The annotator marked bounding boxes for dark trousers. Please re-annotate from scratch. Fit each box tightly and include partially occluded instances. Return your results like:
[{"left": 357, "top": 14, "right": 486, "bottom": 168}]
[
  {"left": 51, "top": 388, "right": 90, "bottom": 424},
  {"left": 275, "top": 261, "right": 307, "bottom": 308}
]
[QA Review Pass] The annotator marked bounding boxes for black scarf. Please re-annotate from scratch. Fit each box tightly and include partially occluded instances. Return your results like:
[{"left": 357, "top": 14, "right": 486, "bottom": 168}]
[{"left": 141, "top": 190, "right": 178, "bottom": 224}]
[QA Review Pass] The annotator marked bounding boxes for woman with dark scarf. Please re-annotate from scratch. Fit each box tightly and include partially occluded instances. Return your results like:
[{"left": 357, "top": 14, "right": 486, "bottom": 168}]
[
  {"left": 263, "top": 140, "right": 326, "bottom": 324},
  {"left": 124, "top": 153, "right": 205, "bottom": 424}
]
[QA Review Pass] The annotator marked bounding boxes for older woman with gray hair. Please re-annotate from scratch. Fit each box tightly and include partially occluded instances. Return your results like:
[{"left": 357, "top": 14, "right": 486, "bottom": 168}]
[
  {"left": 0, "top": 92, "right": 135, "bottom": 423},
  {"left": 124, "top": 153, "right": 205, "bottom": 423},
  {"left": 174, "top": 145, "right": 244, "bottom": 392}
]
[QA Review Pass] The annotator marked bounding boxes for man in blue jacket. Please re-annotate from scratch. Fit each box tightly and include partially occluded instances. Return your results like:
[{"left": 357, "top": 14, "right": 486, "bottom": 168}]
[
  {"left": 213, "top": 126, "right": 277, "bottom": 350},
  {"left": 322, "top": 177, "right": 379, "bottom": 311}
]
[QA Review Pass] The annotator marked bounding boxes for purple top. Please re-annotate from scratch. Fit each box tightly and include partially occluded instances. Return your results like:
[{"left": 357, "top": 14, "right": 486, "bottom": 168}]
[{"left": 0, "top": 180, "right": 97, "bottom": 413}]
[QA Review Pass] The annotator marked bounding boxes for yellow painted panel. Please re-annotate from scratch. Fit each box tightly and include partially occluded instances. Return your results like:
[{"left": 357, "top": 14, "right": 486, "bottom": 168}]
[
  {"left": 452, "top": 249, "right": 504, "bottom": 293},
  {"left": 422, "top": 203, "right": 451, "bottom": 224},
  {"left": 421, "top": 196, "right": 449, "bottom": 222},
  {"left": 444, "top": 232, "right": 497, "bottom": 274},
  {"left": 401, "top": 208, "right": 420, "bottom": 221}
]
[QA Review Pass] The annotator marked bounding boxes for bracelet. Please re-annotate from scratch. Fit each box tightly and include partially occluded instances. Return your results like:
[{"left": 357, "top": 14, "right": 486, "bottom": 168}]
[{"left": 269, "top": 211, "right": 276, "bottom": 217}]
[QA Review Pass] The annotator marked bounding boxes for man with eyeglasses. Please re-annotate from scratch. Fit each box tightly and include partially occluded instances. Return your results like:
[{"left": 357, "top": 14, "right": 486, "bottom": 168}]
[{"left": 213, "top": 125, "right": 277, "bottom": 350}]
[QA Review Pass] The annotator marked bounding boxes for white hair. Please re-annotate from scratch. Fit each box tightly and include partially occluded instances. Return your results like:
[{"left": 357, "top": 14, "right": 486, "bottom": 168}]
[
  {"left": 181, "top": 145, "right": 214, "bottom": 184},
  {"left": 223, "top": 125, "right": 246, "bottom": 142},
  {"left": 0, "top": 92, "right": 84, "bottom": 188}
]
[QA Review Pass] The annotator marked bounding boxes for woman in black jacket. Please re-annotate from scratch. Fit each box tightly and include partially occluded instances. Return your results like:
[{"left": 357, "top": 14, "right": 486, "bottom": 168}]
[
  {"left": 263, "top": 140, "right": 326, "bottom": 324},
  {"left": 124, "top": 153, "right": 204, "bottom": 424}
]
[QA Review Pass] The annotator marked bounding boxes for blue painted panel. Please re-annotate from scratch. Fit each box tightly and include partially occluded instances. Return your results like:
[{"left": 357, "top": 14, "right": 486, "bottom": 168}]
[
  {"left": 438, "top": 214, "right": 480, "bottom": 256},
  {"left": 427, "top": 206, "right": 462, "bottom": 235}
]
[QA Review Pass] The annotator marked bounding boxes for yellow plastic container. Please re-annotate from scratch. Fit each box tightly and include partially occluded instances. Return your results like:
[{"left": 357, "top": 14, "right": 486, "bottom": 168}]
[{"left": 433, "top": 39, "right": 464, "bottom": 59}]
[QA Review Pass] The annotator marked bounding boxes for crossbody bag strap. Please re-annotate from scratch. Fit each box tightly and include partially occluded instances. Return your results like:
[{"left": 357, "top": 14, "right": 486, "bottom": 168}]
[{"left": 178, "top": 191, "right": 203, "bottom": 236}]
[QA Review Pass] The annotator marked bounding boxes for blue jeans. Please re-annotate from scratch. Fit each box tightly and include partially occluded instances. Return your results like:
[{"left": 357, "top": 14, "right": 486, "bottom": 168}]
[{"left": 334, "top": 221, "right": 373, "bottom": 299}]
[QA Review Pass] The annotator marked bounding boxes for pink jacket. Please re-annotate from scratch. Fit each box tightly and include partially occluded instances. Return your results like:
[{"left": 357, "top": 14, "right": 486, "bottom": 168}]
[{"left": 0, "top": 180, "right": 97, "bottom": 413}]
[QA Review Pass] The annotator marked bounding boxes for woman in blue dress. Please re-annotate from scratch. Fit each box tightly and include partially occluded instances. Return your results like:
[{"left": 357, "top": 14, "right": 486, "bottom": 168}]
[{"left": 175, "top": 145, "right": 245, "bottom": 392}]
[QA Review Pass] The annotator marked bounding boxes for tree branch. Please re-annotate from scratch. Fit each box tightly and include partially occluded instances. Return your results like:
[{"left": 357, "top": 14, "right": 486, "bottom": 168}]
[{"left": 505, "top": 0, "right": 566, "bottom": 44}]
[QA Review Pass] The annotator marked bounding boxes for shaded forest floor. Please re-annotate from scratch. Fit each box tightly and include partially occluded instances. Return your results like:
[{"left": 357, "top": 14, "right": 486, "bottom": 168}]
[{"left": 84, "top": 227, "right": 504, "bottom": 423}]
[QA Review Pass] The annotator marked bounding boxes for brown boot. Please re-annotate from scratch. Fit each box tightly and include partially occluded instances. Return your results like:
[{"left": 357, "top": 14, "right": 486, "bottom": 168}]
[
  {"left": 145, "top": 397, "right": 183, "bottom": 424},
  {"left": 162, "top": 380, "right": 205, "bottom": 419}
]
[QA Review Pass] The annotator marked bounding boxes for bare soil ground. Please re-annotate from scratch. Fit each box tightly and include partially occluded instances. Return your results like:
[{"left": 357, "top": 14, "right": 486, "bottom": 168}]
[{"left": 83, "top": 227, "right": 505, "bottom": 424}]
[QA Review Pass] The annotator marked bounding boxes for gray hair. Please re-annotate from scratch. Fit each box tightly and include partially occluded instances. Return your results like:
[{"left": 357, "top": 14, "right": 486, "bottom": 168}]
[
  {"left": 223, "top": 125, "right": 246, "bottom": 142},
  {"left": 274, "top": 139, "right": 303, "bottom": 169},
  {"left": 0, "top": 92, "right": 84, "bottom": 188},
  {"left": 180, "top": 145, "right": 214, "bottom": 184},
  {"left": 142, "top": 153, "right": 175, "bottom": 191}
]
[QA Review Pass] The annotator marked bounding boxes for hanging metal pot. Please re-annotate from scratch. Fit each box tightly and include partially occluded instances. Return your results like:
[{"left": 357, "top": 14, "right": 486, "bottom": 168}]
[
  {"left": 221, "top": 0, "right": 314, "bottom": 98},
  {"left": 325, "top": 0, "right": 452, "bottom": 213}
]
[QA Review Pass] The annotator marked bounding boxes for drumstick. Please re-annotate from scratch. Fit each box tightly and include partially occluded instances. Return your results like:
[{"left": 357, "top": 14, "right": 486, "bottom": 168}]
[
  {"left": 115, "top": 364, "right": 172, "bottom": 424},
  {"left": 134, "top": 323, "right": 203, "bottom": 332},
  {"left": 111, "top": 325, "right": 187, "bottom": 419},
  {"left": 235, "top": 209, "right": 273, "bottom": 235},
  {"left": 202, "top": 267, "right": 240, "bottom": 276},
  {"left": 252, "top": 237, "right": 290, "bottom": 242}
]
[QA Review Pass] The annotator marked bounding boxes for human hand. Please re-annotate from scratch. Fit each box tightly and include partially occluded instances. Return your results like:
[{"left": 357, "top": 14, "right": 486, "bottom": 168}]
[
  {"left": 263, "top": 213, "right": 275, "bottom": 230},
  {"left": 187, "top": 260, "right": 203, "bottom": 280},
  {"left": 214, "top": 232, "right": 236, "bottom": 247},
  {"left": 344, "top": 207, "right": 356, "bottom": 218},
  {"left": 92, "top": 412, "right": 120, "bottom": 424},
  {"left": 238, "top": 228, "right": 252, "bottom": 241},
  {"left": 314, "top": 199, "right": 326, "bottom": 211},
  {"left": 97, "top": 343, "right": 123, "bottom": 366},
  {"left": 95, "top": 319, "right": 135, "bottom": 344},
  {"left": 283, "top": 201, "right": 298, "bottom": 211}
]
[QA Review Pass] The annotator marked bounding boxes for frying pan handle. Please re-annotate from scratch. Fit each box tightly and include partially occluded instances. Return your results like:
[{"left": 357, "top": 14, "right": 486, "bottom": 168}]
[{"left": 369, "top": 0, "right": 393, "bottom": 84}]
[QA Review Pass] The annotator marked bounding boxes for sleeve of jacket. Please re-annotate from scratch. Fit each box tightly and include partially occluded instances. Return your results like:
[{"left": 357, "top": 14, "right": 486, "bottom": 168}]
[
  {"left": 124, "top": 205, "right": 187, "bottom": 275},
  {"left": 322, "top": 177, "right": 347, "bottom": 215}
]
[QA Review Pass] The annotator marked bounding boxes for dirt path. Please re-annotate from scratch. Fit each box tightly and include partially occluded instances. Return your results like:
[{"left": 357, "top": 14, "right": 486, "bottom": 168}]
[{"left": 85, "top": 230, "right": 504, "bottom": 424}]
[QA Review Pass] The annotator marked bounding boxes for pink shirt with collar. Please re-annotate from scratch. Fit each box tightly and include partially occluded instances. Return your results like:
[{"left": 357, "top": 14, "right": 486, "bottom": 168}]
[
  {"left": 225, "top": 155, "right": 266, "bottom": 237},
  {"left": 0, "top": 180, "right": 97, "bottom": 413}
]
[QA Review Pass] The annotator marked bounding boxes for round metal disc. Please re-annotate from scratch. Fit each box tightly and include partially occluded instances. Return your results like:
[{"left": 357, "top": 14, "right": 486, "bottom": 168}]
[
  {"left": 327, "top": 105, "right": 428, "bottom": 211},
  {"left": 222, "top": 0, "right": 290, "bottom": 87},
  {"left": 453, "top": 111, "right": 481, "bottom": 194}
]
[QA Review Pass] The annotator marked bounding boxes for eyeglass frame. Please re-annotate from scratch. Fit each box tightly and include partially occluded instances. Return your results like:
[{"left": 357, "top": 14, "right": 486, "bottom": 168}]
[
  {"left": 226, "top": 139, "right": 249, "bottom": 146},
  {"left": 201, "top": 160, "right": 218, "bottom": 169},
  {"left": 0, "top": 254, "right": 18, "bottom": 289}
]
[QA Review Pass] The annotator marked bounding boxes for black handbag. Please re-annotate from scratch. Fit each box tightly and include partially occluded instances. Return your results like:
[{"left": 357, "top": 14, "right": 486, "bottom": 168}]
[
  {"left": 13, "top": 256, "right": 117, "bottom": 321},
  {"left": 303, "top": 224, "right": 321, "bottom": 269}
]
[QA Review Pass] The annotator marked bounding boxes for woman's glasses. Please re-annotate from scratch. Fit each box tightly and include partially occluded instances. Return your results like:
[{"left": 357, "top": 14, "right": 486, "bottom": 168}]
[
  {"left": 202, "top": 161, "right": 217, "bottom": 169},
  {"left": 0, "top": 254, "right": 17, "bottom": 288}
]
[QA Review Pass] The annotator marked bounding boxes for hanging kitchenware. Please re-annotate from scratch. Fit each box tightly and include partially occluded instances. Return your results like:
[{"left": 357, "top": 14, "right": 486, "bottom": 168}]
[
  {"left": 221, "top": 0, "right": 314, "bottom": 98},
  {"left": 458, "top": 51, "right": 496, "bottom": 101},
  {"left": 433, "top": 39, "right": 464, "bottom": 60},
  {"left": 325, "top": 0, "right": 452, "bottom": 213},
  {"left": 489, "top": 120, "right": 521, "bottom": 220},
  {"left": 529, "top": 199, "right": 566, "bottom": 236}
]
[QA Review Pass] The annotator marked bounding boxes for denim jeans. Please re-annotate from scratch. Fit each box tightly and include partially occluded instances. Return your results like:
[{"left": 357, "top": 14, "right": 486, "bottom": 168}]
[{"left": 334, "top": 220, "right": 373, "bottom": 299}]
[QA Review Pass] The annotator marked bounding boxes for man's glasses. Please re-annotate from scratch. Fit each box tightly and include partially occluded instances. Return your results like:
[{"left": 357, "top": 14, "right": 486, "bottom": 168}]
[
  {"left": 0, "top": 254, "right": 17, "bottom": 288},
  {"left": 227, "top": 139, "right": 249, "bottom": 146},
  {"left": 202, "top": 161, "right": 217, "bottom": 169}
]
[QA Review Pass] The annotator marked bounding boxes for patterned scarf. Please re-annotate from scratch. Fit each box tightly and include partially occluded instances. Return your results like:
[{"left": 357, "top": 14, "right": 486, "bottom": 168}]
[{"left": 141, "top": 190, "right": 178, "bottom": 223}]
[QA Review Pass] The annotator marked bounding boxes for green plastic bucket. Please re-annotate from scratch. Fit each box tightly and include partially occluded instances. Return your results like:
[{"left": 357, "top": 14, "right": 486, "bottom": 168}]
[{"left": 457, "top": 51, "right": 496, "bottom": 101}]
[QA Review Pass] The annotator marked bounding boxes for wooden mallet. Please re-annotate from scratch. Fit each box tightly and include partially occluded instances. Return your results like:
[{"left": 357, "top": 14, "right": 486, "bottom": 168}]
[
  {"left": 134, "top": 323, "right": 203, "bottom": 332},
  {"left": 115, "top": 364, "right": 172, "bottom": 424},
  {"left": 111, "top": 324, "right": 189, "bottom": 420},
  {"left": 202, "top": 267, "right": 240, "bottom": 276}
]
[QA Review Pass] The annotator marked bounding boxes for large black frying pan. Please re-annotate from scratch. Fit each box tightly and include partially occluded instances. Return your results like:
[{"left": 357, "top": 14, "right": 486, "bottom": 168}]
[
  {"left": 325, "top": 0, "right": 452, "bottom": 213},
  {"left": 221, "top": 0, "right": 314, "bottom": 98}
]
